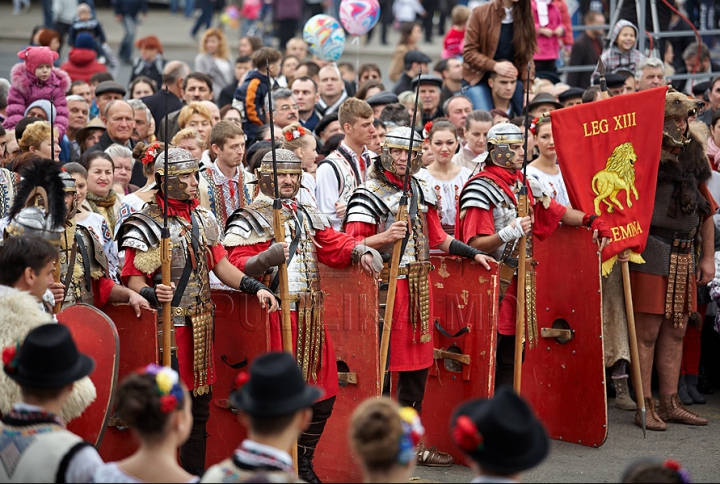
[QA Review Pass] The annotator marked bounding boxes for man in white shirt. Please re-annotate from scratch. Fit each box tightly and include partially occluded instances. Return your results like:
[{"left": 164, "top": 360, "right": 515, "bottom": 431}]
[{"left": 315, "top": 98, "right": 375, "bottom": 230}]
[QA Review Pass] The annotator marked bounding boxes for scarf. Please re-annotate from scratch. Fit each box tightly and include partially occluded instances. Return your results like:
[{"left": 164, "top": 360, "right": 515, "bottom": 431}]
[
  {"left": 476, "top": 165, "right": 535, "bottom": 205},
  {"left": 708, "top": 136, "right": 720, "bottom": 171},
  {"left": 86, "top": 190, "right": 118, "bottom": 234},
  {"left": 154, "top": 192, "right": 200, "bottom": 223},
  {"left": 536, "top": 0, "right": 551, "bottom": 27}
]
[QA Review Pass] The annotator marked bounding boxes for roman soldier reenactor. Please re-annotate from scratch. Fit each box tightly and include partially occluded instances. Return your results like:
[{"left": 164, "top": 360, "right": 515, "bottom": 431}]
[
  {"left": 343, "top": 126, "right": 493, "bottom": 467},
  {"left": 455, "top": 122, "right": 612, "bottom": 387},
  {"left": 224, "top": 149, "right": 382, "bottom": 483},
  {"left": 117, "top": 147, "right": 277, "bottom": 475}
]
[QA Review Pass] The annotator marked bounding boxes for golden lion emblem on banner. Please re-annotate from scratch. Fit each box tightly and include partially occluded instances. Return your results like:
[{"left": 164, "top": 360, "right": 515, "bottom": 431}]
[{"left": 591, "top": 142, "right": 639, "bottom": 216}]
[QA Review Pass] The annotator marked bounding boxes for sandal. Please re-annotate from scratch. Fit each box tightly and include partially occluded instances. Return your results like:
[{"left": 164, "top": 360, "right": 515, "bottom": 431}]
[{"left": 417, "top": 442, "right": 454, "bottom": 467}]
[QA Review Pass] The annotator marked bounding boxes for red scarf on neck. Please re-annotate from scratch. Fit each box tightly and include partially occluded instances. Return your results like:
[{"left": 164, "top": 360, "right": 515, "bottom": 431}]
[
  {"left": 154, "top": 193, "right": 200, "bottom": 222},
  {"left": 475, "top": 165, "right": 535, "bottom": 205}
]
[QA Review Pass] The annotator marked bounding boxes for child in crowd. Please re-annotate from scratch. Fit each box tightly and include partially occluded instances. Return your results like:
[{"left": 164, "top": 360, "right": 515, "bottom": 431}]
[
  {"left": 349, "top": 398, "right": 424, "bottom": 484},
  {"left": 621, "top": 458, "right": 691, "bottom": 483},
  {"left": 442, "top": 5, "right": 469, "bottom": 59},
  {"left": 532, "top": 0, "right": 564, "bottom": 73},
  {"left": 4, "top": 46, "right": 70, "bottom": 137},
  {"left": 202, "top": 352, "right": 320, "bottom": 483},
  {"left": 598, "top": 19, "right": 646, "bottom": 76},
  {"left": 92, "top": 365, "right": 198, "bottom": 483},
  {"left": 68, "top": 3, "right": 106, "bottom": 55},
  {"left": 233, "top": 46, "right": 281, "bottom": 142}
]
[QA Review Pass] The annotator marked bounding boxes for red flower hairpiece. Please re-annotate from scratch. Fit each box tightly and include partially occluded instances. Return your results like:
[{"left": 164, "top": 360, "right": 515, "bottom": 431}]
[
  {"left": 452, "top": 415, "right": 484, "bottom": 452},
  {"left": 235, "top": 371, "right": 249, "bottom": 388},
  {"left": 159, "top": 394, "right": 178, "bottom": 413},
  {"left": 141, "top": 143, "right": 161, "bottom": 165},
  {"left": 284, "top": 126, "right": 306, "bottom": 142},
  {"left": 529, "top": 116, "right": 540, "bottom": 136},
  {"left": 2, "top": 342, "right": 20, "bottom": 373}
]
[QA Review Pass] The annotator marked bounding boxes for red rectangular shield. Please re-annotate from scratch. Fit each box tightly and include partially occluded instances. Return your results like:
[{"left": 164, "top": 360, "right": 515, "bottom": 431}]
[
  {"left": 420, "top": 255, "right": 499, "bottom": 465},
  {"left": 521, "top": 225, "right": 607, "bottom": 447}
]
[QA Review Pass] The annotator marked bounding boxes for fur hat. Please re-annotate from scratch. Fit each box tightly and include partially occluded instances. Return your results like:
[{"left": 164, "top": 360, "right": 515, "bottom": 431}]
[{"left": 18, "top": 46, "right": 58, "bottom": 75}]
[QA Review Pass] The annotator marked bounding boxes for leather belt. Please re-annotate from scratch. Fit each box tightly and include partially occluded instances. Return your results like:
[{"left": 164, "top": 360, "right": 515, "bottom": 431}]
[
  {"left": 171, "top": 301, "right": 214, "bottom": 317},
  {"left": 649, "top": 227, "right": 696, "bottom": 247}
]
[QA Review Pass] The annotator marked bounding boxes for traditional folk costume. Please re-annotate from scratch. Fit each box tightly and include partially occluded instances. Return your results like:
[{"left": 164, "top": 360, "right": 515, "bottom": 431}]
[
  {"left": 198, "top": 161, "right": 257, "bottom": 229},
  {"left": 202, "top": 352, "right": 322, "bottom": 484},
  {"left": 0, "top": 324, "right": 103, "bottom": 483},
  {"left": 344, "top": 127, "right": 486, "bottom": 467},
  {"left": 117, "top": 148, "right": 271, "bottom": 474},
  {"left": 225, "top": 149, "right": 382, "bottom": 483},
  {"left": 455, "top": 123, "right": 608, "bottom": 387},
  {"left": 0, "top": 167, "right": 19, "bottom": 219},
  {"left": 628, "top": 92, "right": 714, "bottom": 430},
  {"left": 315, "top": 141, "right": 373, "bottom": 230}
]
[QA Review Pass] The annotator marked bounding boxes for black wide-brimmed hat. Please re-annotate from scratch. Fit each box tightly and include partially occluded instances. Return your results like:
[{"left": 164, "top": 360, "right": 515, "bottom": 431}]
[
  {"left": 230, "top": 352, "right": 322, "bottom": 416},
  {"left": 5, "top": 324, "right": 95, "bottom": 389},
  {"left": 450, "top": 386, "right": 549, "bottom": 475},
  {"left": 526, "top": 92, "right": 563, "bottom": 113}
]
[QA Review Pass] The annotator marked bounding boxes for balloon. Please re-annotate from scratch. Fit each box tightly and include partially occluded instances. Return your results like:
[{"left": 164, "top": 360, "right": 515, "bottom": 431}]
[
  {"left": 339, "top": 0, "right": 380, "bottom": 36},
  {"left": 303, "top": 14, "right": 346, "bottom": 62}
]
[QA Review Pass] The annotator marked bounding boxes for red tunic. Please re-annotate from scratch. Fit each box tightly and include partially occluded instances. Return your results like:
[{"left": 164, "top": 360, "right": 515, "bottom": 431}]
[
  {"left": 93, "top": 277, "right": 114, "bottom": 308},
  {"left": 121, "top": 197, "right": 228, "bottom": 390},
  {"left": 227, "top": 219, "right": 359, "bottom": 401},
  {"left": 345, "top": 204, "right": 447, "bottom": 372},
  {"left": 456, "top": 168, "right": 567, "bottom": 335}
]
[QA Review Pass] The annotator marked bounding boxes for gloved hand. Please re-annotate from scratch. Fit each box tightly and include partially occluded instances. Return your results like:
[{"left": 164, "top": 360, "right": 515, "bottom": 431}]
[
  {"left": 498, "top": 216, "right": 530, "bottom": 243},
  {"left": 243, "top": 242, "right": 288, "bottom": 277},
  {"left": 352, "top": 244, "right": 383, "bottom": 274}
]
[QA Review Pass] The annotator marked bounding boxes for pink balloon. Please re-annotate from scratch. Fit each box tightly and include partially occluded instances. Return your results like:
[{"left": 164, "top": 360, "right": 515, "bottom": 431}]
[{"left": 339, "top": 0, "right": 381, "bottom": 36}]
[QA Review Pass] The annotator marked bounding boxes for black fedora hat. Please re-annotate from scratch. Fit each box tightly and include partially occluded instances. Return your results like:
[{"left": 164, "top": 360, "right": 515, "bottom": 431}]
[
  {"left": 230, "top": 352, "right": 322, "bottom": 416},
  {"left": 5, "top": 324, "right": 95, "bottom": 389},
  {"left": 526, "top": 92, "right": 563, "bottom": 113},
  {"left": 450, "top": 386, "right": 549, "bottom": 475}
]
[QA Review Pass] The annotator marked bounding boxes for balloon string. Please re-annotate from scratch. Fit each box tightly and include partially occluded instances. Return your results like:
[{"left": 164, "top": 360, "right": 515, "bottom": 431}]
[{"left": 354, "top": 35, "right": 359, "bottom": 78}]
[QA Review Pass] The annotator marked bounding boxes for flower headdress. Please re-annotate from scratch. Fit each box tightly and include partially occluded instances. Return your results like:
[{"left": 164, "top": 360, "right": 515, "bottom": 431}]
[
  {"left": 397, "top": 407, "right": 425, "bottom": 465},
  {"left": 2, "top": 340, "right": 21, "bottom": 374},
  {"left": 663, "top": 459, "right": 691, "bottom": 483},
  {"left": 529, "top": 115, "right": 548, "bottom": 136},
  {"left": 140, "top": 142, "right": 162, "bottom": 165},
  {"left": 284, "top": 126, "right": 306, "bottom": 142},
  {"left": 423, "top": 121, "right": 433, "bottom": 140},
  {"left": 138, "top": 363, "right": 184, "bottom": 413},
  {"left": 452, "top": 415, "right": 484, "bottom": 453}
]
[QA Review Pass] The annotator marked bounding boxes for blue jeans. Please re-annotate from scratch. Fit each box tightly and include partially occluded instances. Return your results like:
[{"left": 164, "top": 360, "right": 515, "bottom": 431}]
[
  {"left": 42, "top": 0, "right": 53, "bottom": 26},
  {"left": 191, "top": 0, "right": 214, "bottom": 36},
  {"left": 170, "top": 0, "right": 195, "bottom": 17},
  {"left": 119, "top": 15, "right": 137, "bottom": 63},
  {"left": 463, "top": 78, "right": 524, "bottom": 116}
]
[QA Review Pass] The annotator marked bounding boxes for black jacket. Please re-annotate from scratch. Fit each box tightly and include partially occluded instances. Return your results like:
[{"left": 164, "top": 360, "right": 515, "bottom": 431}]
[
  {"left": 392, "top": 73, "right": 414, "bottom": 95},
  {"left": 141, "top": 90, "right": 184, "bottom": 137},
  {"left": 86, "top": 131, "right": 136, "bottom": 154},
  {"left": 567, "top": 34, "right": 602, "bottom": 89},
  {"left": 218, "top": 80, "right": 239, "bottom": 109}
]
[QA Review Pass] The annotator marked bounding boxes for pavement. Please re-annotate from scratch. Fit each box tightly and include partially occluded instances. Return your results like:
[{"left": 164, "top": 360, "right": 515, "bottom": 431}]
[{"left": 0, "top": 4, "right": 442, "bottom": 86}]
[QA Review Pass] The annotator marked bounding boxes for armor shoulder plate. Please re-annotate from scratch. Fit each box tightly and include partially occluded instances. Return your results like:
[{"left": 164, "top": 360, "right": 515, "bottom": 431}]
[
  {"left": 459, "top": 177, "right": 514, "bottom": 212},
  {"left": 116, "top": 211, "right": 163, "bottom": 252},
  {"left": 195, "top": 206, "right": 222, "bottom": 245},
  {"left": 413, "top": 176, "right": 438, "bottom": 208},
  {"left": 76, "top": 225, "right": 108, "bottom": 277},
  {"left": 298, "top": 203, "right": 332, "bottom": 231},
  {"left": 527, "top": 176, "right": 552, "bottom": 208},
  {"left": 345, "top": 181, "right": 393, "bottom": 226},
  {"left": 225, "top": 201, "right": 274, "bottom": 247}
]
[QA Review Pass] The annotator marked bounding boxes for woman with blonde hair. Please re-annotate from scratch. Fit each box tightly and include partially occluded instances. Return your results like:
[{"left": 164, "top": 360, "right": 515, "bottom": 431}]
[
  {"left": 349, "top": 397, "right": 423, "bottom": 483},
  {"left": 178, "top": 102, "right": 213, "bottom": 143},
  {"left": 281, "top": 121, "right": 318, "bottom": 207},
  {"left": 194, "top": 28, "right": 234, "bottom": 103},
  {"left": 18, "top": 121, "right": 60, "bottom": 162},
  {"left": 171, "top": 129, "right": 205, "bottom": 161}
]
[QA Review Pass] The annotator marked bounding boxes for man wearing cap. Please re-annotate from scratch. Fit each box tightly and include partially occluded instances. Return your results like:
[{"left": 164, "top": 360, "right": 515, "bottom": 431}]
[
  {"left": 93, "top": 81, "right": 126, "bottom": 123},
  {"left": 526, "top": 92, "right": 563, "bottom": 119},
  {"left": 604, "top": 72, "right": 629, "bottom": 97},
  {"left": 315, "top": 65, "right": 348, "bottom": 117},
  {"left": 393, "top": 50, "right": 431, "bottom": 95},
  {"left": 86, "top": 99, "right": 136, "bottom": 153},
  {"left": 557, "top": 87, "right": 585, "bottom": 108},
  {"left": 201, "top": 352, "right": 319, "bottom": 483},
  {"left": 455, "top": 123, "right": 611, "bottom": 387},
  {"left": 413, "top": 74, "right": 444, "bottom": 125},
  {"left": 225, "top": 149, "right": 382, "bottom": 482},
  {"left": 344, "top": 126, "right": 493, "bottom": 467},
  {"left": 0, "top": 324, "right": 103, "bottom": 482},
  {"left": 366, "top": 91, "right": 399, "bottom": 119},
  {"left": 292, "top": 76, "right": 321, "bottom": 132},
  {"left": 450, "top": 386, "right": 550, "bottom": 483},
  {"left": 118, "top": 148, "right": 277, "bottom": 475},
  {"left": 75, "top": 118, "right": 106, "bottom": 155},
  {"left": 314, "top": 113, "right": 342, "bottom": 144}
]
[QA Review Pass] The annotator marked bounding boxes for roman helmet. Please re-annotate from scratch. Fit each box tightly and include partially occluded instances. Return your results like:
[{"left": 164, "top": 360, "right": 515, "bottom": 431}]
[
  {"left": 59, "top": 170, "right": 78, "bottom": 220},
  {"left": 5, "top": 159, "right": 67, "bottom": 244},
  {"left": 154, "top": 148, "right": 199, "bottom": 201},
  {"left": 257, "top": 148, "right": 303, "bottom": 199},
  {"left": 486, "top": 122, "right": 524, "bottom": 169},
  {"left": 380, "top": 126, "right": 424, "bottom": 175}
]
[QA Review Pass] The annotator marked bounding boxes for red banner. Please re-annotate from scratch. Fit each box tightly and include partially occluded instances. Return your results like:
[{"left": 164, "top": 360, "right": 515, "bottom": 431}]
[{"left": 550, "top": 87, "right": 667, "bottom": 274}]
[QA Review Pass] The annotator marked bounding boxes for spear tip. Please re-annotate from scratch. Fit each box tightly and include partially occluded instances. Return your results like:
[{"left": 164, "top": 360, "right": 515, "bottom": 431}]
[{"left": 597, "top": 58, "right": 606, "bottom": 76}]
